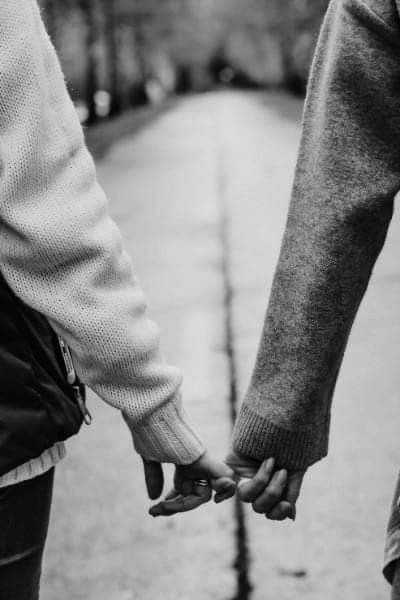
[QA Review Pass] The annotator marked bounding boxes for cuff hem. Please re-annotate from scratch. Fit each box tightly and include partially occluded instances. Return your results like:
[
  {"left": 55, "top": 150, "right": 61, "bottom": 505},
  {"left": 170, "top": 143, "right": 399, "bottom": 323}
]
[
  {"left": 127, "top": 399, "right": 205, "bottom": 465},
  {"left": 232, "top": 405, "right": 328, "bottom": 470}
]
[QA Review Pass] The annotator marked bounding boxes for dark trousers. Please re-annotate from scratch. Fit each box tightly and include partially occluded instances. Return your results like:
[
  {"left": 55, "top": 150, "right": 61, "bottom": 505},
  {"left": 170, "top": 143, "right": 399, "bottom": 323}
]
[{"left": 0, "top": 468, "right": 54, "bottom": 600}]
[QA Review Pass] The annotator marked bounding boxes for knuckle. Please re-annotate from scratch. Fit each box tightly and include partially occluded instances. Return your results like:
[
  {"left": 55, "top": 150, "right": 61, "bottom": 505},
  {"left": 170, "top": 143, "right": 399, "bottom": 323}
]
[
  {"left": 270, "top": 505, "right": 289, "bottom": 520},
  {"left": 255, "top": 470, "right": 270, "bottom": 485},
  {"left": 262, "top": 464, "right": 274, "bottom": 479},
  {"left": 258, "top": 472, "right": 271, "bottom": 486},
  {"left": 250, "top": 476, "right": 262, "bottom": 489},
  {"left": 266, "top": 513, "right": 277, "bottom": 521},
  {"left": 266, "top": 488, "right": 280, "bottom": 501},
  {"left": 268, "top": 513, "right": 285, "bottom": 521},
  {"left": 287, "top": 492, "right": 300, "bottom": 505}
]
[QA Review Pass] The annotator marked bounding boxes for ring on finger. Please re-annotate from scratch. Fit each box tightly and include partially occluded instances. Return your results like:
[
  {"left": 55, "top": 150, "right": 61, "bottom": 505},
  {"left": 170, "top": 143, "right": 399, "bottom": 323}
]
[{"left": 194, "top": 479, "right": 209, "bottom": 487}]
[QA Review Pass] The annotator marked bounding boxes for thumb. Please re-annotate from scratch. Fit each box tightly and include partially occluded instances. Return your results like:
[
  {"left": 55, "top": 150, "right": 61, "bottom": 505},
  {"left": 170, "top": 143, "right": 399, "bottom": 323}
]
[
  {"left": 142, "top": 459, "right": 164, "bottom": 500},
  {"left": 211, "top": 476, "right": 237, "bottom": 503}
]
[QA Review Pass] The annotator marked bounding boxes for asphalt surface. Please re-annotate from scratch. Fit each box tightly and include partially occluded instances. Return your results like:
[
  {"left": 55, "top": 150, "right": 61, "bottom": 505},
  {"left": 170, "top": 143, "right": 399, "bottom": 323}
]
[{"left": 41, "top": 91, "right": 400, "bottom": 600}]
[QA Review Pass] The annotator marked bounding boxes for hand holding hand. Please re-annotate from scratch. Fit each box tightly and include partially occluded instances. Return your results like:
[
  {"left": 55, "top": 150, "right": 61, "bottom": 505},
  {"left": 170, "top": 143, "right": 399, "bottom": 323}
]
[
  {"left": 143, "top": 451, "right": 236, "bottom": 517},
  {"left": 226, "top": 451, "right": 306, "bottom": 521}
]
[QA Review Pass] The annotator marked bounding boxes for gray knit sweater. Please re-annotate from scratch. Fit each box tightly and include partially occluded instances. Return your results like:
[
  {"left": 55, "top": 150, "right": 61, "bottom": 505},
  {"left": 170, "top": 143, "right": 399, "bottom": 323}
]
[{"left": 233, "top": 0, "right": 400, "bottom": 469}]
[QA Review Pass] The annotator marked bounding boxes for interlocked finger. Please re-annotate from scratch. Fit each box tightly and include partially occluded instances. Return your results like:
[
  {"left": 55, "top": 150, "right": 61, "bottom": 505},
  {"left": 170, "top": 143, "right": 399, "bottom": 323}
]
[
  {"left": 284, "top": 471, "right": 305, "bottom": 506},
  {"left": 266, "top": 500, "right": 294, "bottom": 521},
  {"left": 165, "top": 488, "right": 181, "bottom": 501},
  {"left": 237, "top": 458, "right": 275, "bottom": 503},
  {"left": 149, "top": 481, "right": 212, "bottom": 517},
  {"left": 251, "top": 469, "right": 288, "bottom": 514},
  {"left": 265, "top": 471, "right": 305, "bottom": 521},
  {"left": 149, "top": 494, "right": 201, "bottom": 516},
  {"left": 212, "top": 476, "right": 237, "bottom": 503}
]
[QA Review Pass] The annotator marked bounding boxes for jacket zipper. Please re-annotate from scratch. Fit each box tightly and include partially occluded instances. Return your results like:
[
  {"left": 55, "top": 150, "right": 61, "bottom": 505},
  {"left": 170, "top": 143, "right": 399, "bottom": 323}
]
[{"left": 57, "top": 336, "right": 92, "bottom": 425}]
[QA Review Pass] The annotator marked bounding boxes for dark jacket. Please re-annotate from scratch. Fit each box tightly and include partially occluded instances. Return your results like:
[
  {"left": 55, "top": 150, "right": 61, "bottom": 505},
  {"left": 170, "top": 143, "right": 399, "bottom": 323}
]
[{"left": 0, "top": 273, "right": 84, "bottom": 476}]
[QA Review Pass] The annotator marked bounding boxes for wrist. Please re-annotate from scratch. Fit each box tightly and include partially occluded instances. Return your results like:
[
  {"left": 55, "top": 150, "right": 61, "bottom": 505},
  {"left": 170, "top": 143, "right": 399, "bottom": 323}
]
[{"left": 124, "top": 398, "right": 205, "bottom": 465}]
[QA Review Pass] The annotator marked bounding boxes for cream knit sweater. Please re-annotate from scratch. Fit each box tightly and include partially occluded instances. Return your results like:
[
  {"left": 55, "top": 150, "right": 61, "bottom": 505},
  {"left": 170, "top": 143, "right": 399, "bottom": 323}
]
[{"left": 0, "top": 0, "right": 204, "bottom": 487}]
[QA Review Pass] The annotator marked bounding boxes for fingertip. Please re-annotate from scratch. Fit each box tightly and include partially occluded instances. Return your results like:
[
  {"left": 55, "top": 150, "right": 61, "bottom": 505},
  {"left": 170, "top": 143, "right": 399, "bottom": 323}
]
[
  {"left": 266, "top": 501, "right": 292, "bottom": 521},
  {"left": 265, "top": 511, "right": 285, "bottom": 521},
  {"left": 149, "top": 489, "right": 162, "bottom": 501},
  {"left": 265, "top": 514, "right": 285, "bottom": 521},
  {"left": 278, "top": 469, "right": 288, "bottom": 483},
  {"left": 211, "top": 476, "right": 236, "bottom": 495},
  {"left": 214, "top": 485, "right": 236, "bottom": 504},
  {"left": 144, "top": 461, "right": 164, "bottom": 500}
]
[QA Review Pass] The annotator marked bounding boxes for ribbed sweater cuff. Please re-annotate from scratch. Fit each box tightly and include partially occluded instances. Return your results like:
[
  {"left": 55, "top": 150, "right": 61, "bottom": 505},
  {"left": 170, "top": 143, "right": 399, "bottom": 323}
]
[
  {"left": 126, "top": 399, "right": 205, "bottom": 465},
  {"left": 232, "top": 405, "right": 329, "bottom": 470}
]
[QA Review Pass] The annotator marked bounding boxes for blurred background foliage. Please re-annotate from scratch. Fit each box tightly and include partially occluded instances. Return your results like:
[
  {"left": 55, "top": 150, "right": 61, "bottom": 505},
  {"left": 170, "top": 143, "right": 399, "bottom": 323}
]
[{"left": 40, "top": 0, "right": 330, "bottom": 125}]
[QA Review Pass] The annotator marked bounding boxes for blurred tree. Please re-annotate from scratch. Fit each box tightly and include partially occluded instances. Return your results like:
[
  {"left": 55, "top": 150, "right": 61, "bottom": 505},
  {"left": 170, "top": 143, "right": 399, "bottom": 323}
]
[
  {"left": 39, "top": 0, "right": 331, "bottom": 124},
  {"left": 277, "top": 0, "right": 330, "bottom": 93},
  {"left": 42, "top": 0, "right": 58, "bottom": 42},
  {"left": 211, "top": 0, "right": 329, "bottom": 91},
  {"left": 76, "top": 0, "right": 100, "bottom": 124},
  {"left": 101, "top": 0, "right": 122, "bottom": 117},
  {"left": 121, "top": 0, "right": 151, "bottom": 104}
]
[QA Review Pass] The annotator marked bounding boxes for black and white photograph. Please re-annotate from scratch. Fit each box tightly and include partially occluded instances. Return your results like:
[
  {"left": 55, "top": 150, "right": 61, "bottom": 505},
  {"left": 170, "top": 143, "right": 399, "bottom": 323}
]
[{"left": 1, "top": 1, "right": 400, "bottom": 599}]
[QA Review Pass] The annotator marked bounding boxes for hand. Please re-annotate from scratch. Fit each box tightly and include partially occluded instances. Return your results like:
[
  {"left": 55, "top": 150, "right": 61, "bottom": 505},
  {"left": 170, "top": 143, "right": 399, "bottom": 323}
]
[
  {"left": 143, "top": 451, "right": 236, "bottom": 517},
  {"left": 226, "top": 451, "right": 306, "bottom": 521}
]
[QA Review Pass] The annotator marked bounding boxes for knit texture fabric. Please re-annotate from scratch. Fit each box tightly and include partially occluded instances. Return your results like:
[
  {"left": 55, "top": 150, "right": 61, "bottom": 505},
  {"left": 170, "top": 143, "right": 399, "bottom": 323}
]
[
  {"left": 0, "top": 443, "right": 65, "bottom": 488},
  {"left": 0, "top": 1, "right": 204, "bottom": 466},
  {"left": 233, "top": 0, "right": 400, "bottom": 469}
]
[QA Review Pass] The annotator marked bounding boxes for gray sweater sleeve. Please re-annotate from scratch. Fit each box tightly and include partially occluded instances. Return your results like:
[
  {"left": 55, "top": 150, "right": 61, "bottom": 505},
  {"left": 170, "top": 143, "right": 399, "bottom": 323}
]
[{"left": 232, "top": 0, "right": 400, "bottom": 469}]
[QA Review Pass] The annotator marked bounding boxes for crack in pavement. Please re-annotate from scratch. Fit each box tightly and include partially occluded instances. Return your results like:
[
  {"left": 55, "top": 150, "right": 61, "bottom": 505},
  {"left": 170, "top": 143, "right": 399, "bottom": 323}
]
[{"left": 217, "top": 148, "right": 253, "bottom": 600}]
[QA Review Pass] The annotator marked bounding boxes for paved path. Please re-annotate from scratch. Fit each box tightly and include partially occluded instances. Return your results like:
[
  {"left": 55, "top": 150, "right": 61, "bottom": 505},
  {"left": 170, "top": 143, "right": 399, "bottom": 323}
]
[{"left": 41, "top": 91, "right": 400, "bottom": 600}]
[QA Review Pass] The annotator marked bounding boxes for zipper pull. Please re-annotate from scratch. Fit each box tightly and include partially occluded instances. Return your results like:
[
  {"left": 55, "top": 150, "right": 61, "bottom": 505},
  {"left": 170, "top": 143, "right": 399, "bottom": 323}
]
[
  {"left": 58, "top": 336, "right": 92, "bottom": 425},
  {"left": 58, "top": 337, "right": 77, "bottom": 385},
  {"left": 73, "top": 384, "right": 92, "bottom": 426}
]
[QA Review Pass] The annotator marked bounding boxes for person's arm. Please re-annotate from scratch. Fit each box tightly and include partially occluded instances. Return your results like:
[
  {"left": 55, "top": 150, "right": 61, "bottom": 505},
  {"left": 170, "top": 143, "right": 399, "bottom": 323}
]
[
  {"left": 232, "top": 0, "right": 400, "bottom": 472},
  {"left": 0, "top": 1, "right": 203, "bottom": 465}
]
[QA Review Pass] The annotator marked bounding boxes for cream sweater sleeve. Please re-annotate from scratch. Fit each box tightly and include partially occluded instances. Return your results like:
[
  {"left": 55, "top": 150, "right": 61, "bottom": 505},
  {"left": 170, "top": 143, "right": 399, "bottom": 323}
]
[{"left": 0, "top": 0, "right": 204, "bottom": 464}]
